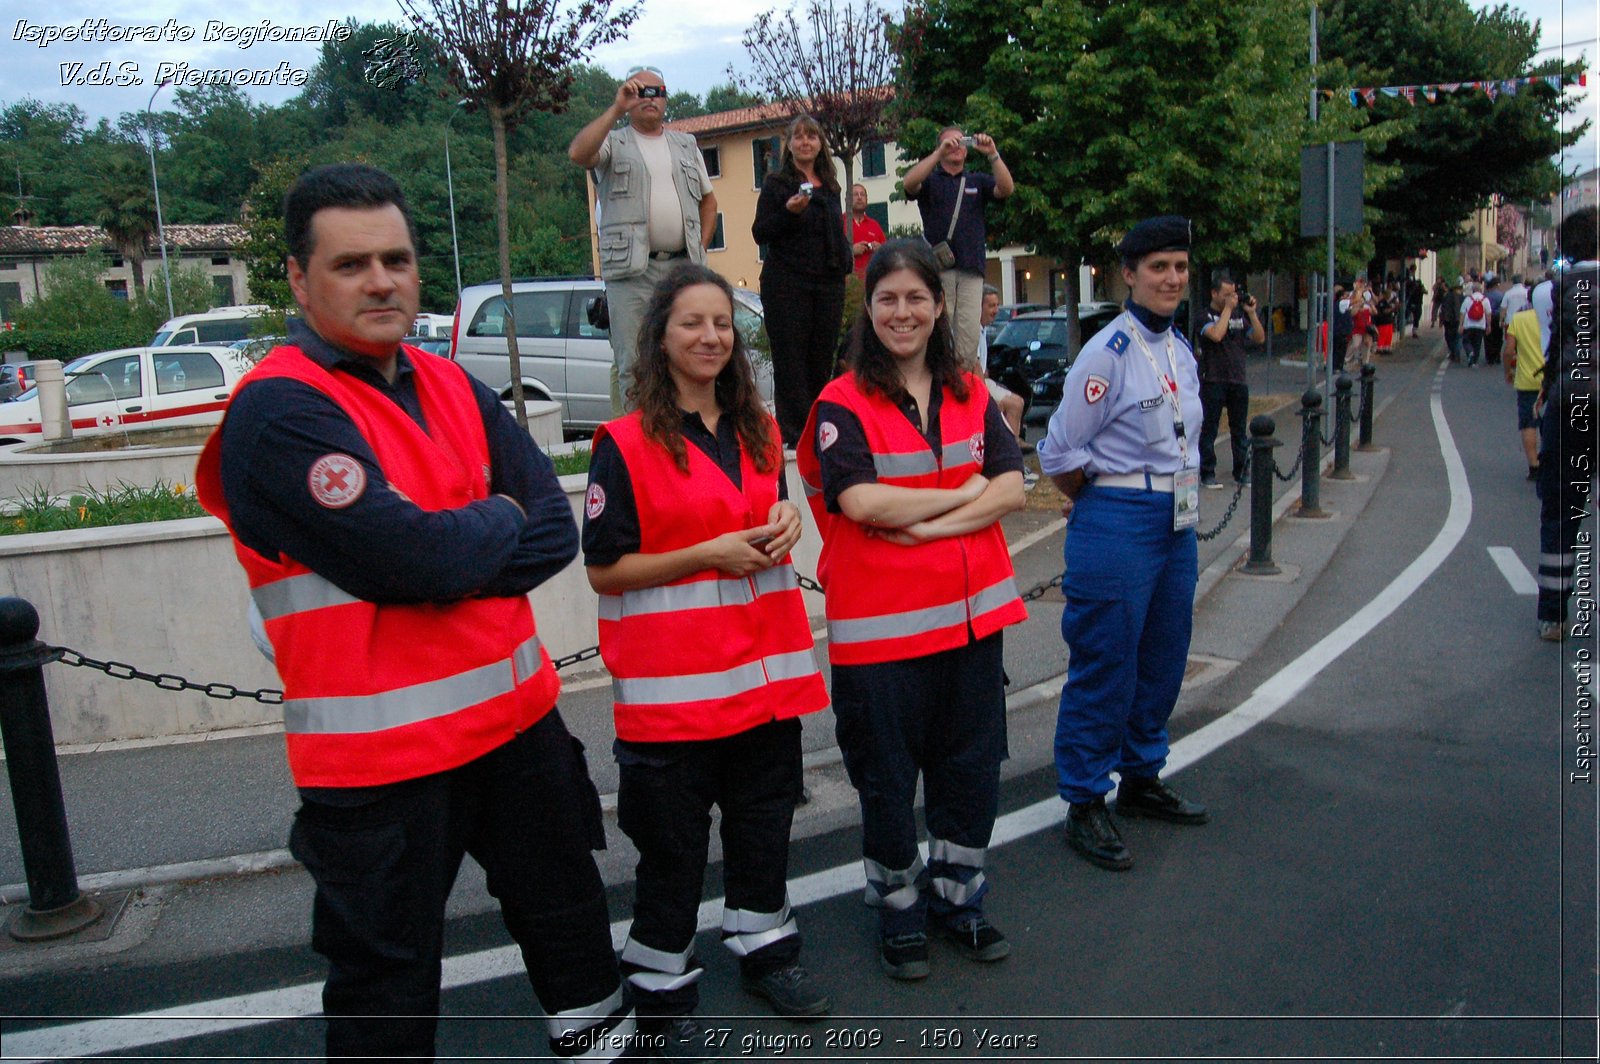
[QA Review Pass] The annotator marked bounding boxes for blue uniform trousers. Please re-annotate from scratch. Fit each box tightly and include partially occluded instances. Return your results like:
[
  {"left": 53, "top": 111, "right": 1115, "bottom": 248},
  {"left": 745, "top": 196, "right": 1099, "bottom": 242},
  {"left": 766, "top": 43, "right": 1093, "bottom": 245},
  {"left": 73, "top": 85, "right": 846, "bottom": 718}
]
[
  {"left": 1055, "top": 486, "right": 1197, "bottom": 805},
  {"left": 832, "top": 632, "right": 1007, "bottom": 935}
]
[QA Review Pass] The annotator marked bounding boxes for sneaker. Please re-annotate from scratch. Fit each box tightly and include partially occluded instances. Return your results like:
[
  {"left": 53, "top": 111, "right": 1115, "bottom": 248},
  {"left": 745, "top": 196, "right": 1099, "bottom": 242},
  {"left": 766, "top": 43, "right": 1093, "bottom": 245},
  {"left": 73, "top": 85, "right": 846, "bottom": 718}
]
[
  {"left": 1202, "top": 476, "right": 1224, "bottom": 490},
  {"left": 880, "top": 931, "right": 931, "bottom": 980},
  {"left": 640, "top": 1014, "right": 711, "bottom": 1061},
  {"left": 937, "top": 916, "right": 1011, "bottom": 962},
  {"left": 741, "top": 963, "right": 831, "bottom": 1017},
  {"left": 1540, "top": 620, "right": 1565, "bottom": 642}
]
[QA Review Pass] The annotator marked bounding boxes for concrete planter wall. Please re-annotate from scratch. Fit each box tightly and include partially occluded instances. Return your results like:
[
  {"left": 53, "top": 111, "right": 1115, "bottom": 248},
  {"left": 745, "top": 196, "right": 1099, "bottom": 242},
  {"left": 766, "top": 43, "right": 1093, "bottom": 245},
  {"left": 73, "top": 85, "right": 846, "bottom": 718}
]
[{"left": 1, "top": 459, "right": 823, "bottom": 745}]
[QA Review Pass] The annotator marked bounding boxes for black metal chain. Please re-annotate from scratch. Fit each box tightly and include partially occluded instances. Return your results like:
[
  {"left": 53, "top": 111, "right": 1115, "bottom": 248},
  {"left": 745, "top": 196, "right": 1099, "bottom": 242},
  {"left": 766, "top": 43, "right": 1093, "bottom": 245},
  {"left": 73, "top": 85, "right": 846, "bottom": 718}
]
[
  {"left": 1275, "top": 434, "right": 1307, "bottom": 482},
  {"left": 51, "top": 647, "right": 287, "bottom": 705},
  {"left": 45, "top": 566, "right": 1079, "bottom": 700},
  {"left": 1195, "top": 479, "right": 1248, "bottom": 542}
]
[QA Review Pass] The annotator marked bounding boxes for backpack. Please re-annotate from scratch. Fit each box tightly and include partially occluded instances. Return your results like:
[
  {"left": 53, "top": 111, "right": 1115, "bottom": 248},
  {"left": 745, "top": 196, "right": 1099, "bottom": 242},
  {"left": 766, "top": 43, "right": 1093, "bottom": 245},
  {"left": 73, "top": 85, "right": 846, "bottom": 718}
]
[{"left": 1467, "top": 295, "right": 1486, "bottom": 322}]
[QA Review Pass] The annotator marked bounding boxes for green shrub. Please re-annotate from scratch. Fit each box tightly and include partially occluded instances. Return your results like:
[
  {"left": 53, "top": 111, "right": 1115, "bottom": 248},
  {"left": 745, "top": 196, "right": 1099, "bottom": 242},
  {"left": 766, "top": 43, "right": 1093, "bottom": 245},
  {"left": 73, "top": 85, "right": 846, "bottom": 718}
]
[
  {"left": 0, "top": 323, "right": 155, "bottom": 364},
  {"left": 1, "top": 482, "right": 207, "bottom": 536}
]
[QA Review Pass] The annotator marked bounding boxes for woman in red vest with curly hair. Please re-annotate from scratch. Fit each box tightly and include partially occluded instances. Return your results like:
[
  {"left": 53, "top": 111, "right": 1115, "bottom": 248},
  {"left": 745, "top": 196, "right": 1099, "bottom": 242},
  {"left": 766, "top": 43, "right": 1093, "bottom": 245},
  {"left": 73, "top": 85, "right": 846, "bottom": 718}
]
[
  {"left": 582, "top": 264, "right": 831, "bottom": 1054},
  {"left": 798, "top": 239, "right": 1027, "bottom": 982}
]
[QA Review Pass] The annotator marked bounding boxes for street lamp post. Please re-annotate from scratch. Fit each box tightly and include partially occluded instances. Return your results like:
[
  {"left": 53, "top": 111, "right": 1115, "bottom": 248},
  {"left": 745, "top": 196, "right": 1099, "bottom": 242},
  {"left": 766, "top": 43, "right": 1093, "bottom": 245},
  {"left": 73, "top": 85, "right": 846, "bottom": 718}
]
[
  {"left": 445, "top": 100, "right": 469, "bottom": 298},
  {"left": 144, "top": 81, "right": 175, "bottom": 322}
]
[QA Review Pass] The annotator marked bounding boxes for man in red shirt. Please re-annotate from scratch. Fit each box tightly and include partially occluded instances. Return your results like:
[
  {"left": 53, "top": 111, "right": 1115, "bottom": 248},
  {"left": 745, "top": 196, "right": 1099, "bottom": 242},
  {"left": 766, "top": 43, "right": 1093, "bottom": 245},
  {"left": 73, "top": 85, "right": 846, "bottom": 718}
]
[{"left": 847, "top": 183, "right": 886, "bottom": 279}]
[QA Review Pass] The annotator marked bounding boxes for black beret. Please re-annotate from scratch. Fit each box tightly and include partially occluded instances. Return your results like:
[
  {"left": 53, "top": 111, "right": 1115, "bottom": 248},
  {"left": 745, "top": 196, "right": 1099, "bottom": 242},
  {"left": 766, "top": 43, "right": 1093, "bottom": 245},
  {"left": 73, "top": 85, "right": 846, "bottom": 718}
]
[{"left": 1117, "top": 215, "right": 1192, "bottom": 261}]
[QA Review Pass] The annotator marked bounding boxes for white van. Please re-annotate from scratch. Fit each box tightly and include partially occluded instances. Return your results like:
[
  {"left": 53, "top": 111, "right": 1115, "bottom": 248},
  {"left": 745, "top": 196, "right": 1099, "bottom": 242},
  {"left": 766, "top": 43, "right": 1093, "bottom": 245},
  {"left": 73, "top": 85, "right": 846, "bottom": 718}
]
[
  {"left": 410, "top": 313, "right": 454, "bottom": 339},
  {"left": 152, "top": 305, "right": 271, "bottom": 347}
]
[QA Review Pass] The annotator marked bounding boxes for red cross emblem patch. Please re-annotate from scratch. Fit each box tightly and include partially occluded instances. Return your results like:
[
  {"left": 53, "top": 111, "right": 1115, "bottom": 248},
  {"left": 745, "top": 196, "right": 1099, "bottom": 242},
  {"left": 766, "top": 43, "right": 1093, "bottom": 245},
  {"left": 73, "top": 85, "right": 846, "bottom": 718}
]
[
  {"left": 968, "top": 431, "right": 985, "bottom": 467},
  {"left": 585, "top": 482, "right": 606, "bottom": 520},
  {"left": 1084, "top": 375, "right": 1110, "bottom": 404},
  {"left": 308, "top": 454, "right": 366, "bottom": 509}
]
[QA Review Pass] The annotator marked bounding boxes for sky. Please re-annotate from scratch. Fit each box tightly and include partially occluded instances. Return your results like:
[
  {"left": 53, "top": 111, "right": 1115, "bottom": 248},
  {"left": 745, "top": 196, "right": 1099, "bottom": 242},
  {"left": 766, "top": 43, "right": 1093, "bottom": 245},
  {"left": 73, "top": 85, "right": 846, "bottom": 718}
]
[{"left": 0, "top": 0, "right": 1593, "bottom": 177}]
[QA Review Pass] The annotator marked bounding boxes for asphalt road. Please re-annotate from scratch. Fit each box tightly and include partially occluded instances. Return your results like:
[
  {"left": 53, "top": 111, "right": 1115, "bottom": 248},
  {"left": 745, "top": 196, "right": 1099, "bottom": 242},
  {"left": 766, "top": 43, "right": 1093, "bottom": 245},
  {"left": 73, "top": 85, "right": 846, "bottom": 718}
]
[{"left": 3, "top": 338, "right": 1594, "bottom": 1061}]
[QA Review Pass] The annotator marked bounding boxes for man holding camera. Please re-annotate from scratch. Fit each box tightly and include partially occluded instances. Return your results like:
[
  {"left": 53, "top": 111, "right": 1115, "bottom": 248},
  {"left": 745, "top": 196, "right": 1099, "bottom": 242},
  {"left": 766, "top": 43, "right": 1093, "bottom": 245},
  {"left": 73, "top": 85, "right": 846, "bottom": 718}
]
[
  {"left": 1197, "top": 270, "right": 1263, "bottom": 489},
  {"left": 902, "top": 127, "right": 1013, "bottom": 368},
  {"left": 848, "top": 183, "right": 886, "bottom": 280},
  {"left": 570, "top": 66, "right": 717, "bottom": 414}
]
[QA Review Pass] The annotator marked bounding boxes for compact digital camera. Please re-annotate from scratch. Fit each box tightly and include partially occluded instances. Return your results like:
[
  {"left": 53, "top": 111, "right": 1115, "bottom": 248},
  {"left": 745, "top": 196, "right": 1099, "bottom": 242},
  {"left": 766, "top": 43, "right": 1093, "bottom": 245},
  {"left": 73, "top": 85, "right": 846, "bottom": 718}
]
[{"left": 636, "top": 85, "right": 666, "bottom": 99}]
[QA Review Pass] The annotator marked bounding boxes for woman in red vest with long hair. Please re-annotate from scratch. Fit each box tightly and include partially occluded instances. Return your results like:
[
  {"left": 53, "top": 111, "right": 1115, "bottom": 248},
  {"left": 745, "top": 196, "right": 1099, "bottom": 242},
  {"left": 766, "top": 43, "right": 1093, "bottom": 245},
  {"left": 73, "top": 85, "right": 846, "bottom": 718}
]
[
  {"left": 582, "top": 264, "right": 831, "bottom": 1054},
  {"left": 798, "top": 239, "right": 1027, "bottom": 981}
]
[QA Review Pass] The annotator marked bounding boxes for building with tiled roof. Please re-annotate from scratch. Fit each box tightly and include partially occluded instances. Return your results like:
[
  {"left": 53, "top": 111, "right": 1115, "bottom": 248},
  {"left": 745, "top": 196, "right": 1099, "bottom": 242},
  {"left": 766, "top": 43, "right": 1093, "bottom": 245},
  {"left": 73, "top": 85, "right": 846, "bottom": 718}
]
[{"left": 0, "top": 219, "right": 251, "bottom": 323}]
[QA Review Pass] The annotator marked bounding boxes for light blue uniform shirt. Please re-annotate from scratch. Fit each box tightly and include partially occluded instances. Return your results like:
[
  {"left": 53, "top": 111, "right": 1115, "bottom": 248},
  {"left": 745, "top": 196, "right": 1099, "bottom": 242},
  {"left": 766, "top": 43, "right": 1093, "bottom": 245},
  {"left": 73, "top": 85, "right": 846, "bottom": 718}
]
[{"left": 1037, "top": 311, "right": 1204, "bottom": 478}]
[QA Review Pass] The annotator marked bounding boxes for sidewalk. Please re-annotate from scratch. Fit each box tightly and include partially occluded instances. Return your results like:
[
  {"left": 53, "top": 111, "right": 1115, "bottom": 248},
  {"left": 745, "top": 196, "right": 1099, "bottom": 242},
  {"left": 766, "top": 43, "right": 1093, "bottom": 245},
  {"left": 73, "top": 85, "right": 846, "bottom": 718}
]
[{"left": 0, "top": 330, "right": 1446, "bottom": 977}]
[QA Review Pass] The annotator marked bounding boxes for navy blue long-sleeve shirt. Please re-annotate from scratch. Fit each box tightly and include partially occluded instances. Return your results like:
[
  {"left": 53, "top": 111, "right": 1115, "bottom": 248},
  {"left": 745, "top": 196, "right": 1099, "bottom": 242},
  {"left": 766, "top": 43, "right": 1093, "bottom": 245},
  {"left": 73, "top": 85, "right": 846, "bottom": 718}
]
[{"left": 218, "top": 319, "right": 577, "bottom": 604}]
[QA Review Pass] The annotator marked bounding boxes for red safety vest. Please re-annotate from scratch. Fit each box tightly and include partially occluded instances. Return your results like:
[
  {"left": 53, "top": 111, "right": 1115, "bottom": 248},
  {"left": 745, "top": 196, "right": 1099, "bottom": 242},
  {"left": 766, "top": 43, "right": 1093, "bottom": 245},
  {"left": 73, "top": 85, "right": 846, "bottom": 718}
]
[
  {"left": 195, "top": 344, "right": 560, "bottom": 788},
  {"left": 797, "top": 371, "right": 1027, "bottom": 665},
  {"left": 594, "top": 412, "right": 828, "bottom": 741}
]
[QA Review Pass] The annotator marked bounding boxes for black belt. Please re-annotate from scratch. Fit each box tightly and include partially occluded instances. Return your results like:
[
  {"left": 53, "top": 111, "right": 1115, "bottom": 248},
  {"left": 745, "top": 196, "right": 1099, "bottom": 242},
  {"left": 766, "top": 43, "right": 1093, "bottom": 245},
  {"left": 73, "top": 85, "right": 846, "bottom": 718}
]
[{"left": 650, "top": 249, "right": 689, "bottom": 261}]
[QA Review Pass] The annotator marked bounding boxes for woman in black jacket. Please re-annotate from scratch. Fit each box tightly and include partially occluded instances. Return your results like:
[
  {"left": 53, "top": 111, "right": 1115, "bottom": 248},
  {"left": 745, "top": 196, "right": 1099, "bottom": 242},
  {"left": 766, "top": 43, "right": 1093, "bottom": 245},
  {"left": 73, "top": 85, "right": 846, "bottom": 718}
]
[{"left": 753, "top": 114, "right": 852, "bottom": 446}]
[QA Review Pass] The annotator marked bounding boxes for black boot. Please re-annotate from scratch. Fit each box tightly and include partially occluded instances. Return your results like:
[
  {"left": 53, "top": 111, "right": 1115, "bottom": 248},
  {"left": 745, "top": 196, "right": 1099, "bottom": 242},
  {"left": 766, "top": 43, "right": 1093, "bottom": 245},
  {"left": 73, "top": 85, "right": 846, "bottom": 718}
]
[
  {"left": 1116, "top": 776, "right": 1209, "bottom": 824},
  {"left": 1065, "top": 797, "right": 1133, "bottom": 871}
]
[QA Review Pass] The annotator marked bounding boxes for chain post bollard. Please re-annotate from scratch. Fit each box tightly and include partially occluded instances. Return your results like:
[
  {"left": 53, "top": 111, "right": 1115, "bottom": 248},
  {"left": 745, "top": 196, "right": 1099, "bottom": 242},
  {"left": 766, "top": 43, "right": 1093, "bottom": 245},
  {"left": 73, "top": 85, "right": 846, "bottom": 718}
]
[
  {"left": 0, "top": 597, "right": 103, "bottom": 941},
  {"left": 1242, "top": 415, "right": 1282, "bottom": 575},
  {"left": 1358, "top": 364, "right": 1377, "bottom": 451},
  {"left": 1298, "top": 389, "right": 1328, "bottom": 518},
  {"left": 1330, "top": 373, "right": 1355, "bottom": 481}
]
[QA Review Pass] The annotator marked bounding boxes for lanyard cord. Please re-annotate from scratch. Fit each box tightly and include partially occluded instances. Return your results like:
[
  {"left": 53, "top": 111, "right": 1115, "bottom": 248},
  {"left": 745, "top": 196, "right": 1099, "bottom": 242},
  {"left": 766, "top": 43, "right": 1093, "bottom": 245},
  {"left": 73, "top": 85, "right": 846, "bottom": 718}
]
[{"left": 1123, "top": 313, "right": 1189, "bottom": 465}]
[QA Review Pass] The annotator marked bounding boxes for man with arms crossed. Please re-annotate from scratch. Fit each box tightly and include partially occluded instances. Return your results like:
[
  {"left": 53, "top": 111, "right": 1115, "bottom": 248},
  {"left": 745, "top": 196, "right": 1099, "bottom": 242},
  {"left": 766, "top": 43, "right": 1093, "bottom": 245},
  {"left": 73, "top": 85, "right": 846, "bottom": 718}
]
[{"left": 198, "top": 164, "right": 634, "bottom": 1062}]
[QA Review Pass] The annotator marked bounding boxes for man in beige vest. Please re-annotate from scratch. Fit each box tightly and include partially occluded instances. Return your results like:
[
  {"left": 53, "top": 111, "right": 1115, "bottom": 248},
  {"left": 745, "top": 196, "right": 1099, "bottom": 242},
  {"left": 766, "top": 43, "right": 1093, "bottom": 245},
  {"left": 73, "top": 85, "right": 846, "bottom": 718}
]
[{"left": 570, "top": 66, "right": 718, "bottom": 413}]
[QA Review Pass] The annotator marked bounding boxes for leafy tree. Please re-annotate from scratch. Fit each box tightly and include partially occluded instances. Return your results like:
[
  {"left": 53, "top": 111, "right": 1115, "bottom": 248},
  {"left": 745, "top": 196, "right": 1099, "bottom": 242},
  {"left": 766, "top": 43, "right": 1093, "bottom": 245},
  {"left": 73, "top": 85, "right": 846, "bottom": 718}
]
[
  {"left": 15, "top": 254, "right": 125, "bottom": 330},
  {"left": 299, "top": 20, "right": 449, "bottom": 131},
  {"left": 1317, "top": 0, "right": 1587, "bottom": 259},
  {"left": 738, "top": 0, "right": 899, "bottom": 196},
  {"left": 398, "top": 0, "right": 642, "bottom": 426},
  {"left": 146, "top": 262, "right": 224, "bottom": 320},
  {"left": 239, "top": 155, "right": 308, "bottom": 315},
  {"left": 894, "top": 0, "right": 1340, "bottom": 347},
  {"left": 90, "top": 149, "right": 160, "bottom": 304}
]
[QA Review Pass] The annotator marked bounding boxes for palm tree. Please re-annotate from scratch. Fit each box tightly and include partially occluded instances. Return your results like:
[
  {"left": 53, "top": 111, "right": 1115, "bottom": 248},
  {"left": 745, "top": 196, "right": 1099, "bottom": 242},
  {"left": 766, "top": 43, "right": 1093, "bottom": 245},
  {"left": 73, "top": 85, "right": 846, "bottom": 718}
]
[{"left": 93, "top": 150, "right": 160, "bottom": 304}]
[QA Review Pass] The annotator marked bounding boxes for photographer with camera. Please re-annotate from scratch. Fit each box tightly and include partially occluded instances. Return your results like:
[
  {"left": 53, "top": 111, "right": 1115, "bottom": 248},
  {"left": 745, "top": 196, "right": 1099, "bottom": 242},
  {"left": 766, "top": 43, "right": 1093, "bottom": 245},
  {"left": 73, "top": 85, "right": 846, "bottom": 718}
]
[
  {"left": 1197, "top": 270, "right": 1263, "bottom": 489},
  {"left": 570, "top": 66, "right": 718, "bottom": 415},
  {"left": 902, "top": 126, "right": 1014, "bottom": 371},
  {"left": 752, "top": 114, "right": 853, "bottom": 447}
]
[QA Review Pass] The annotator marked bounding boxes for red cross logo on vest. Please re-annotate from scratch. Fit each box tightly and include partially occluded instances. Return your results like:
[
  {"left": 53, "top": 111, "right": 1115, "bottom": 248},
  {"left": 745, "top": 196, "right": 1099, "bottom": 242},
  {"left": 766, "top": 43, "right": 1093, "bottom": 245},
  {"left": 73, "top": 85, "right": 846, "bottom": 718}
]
[
  {"left": 968, "top": 431, "right": 985, "bottom": 467},
  {"left": 308, "top": 453, "right": 367, "bottom": 509}
]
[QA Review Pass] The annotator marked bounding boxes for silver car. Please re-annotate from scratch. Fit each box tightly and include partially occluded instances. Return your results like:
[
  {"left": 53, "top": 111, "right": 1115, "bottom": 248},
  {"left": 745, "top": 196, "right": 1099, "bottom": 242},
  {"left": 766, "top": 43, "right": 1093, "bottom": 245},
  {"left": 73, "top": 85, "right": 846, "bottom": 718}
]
[{"left": 449, "top": 277, "right": 770, "bottom": 433}]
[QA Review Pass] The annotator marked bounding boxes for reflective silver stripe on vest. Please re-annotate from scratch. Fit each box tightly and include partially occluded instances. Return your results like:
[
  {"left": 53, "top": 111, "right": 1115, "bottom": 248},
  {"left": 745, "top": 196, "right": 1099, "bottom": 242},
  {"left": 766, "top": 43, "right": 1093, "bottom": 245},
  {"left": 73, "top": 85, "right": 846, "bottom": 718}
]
[
  {"left": 283, "top": 634, "right": 544, "bottom": 735},
  {"left": 1539, "top": 573, "right": 1571, "bottom": 590},
  {"left": 598, "top": 568, "right": 799, "bottom": 621},
  {"left": 931, "top": 870, "right": 987, "bottom": 906},
  {"left": 942, "top": 438, "right": 978, "bottom": 468},
  {"left": 928, "top": 836, "right": 987, "bottom": 868},
  {"left": 863, "top": 855, "right": 925, "bottom": 911},
  {"left": 828, "top": 600, "right": 967, "bottom": 646},
  {"left": 613, "top": 648, "right": 821, "bottom": 706},
  {"left": 874, "top": 450, "right": 939, "bottom": 478},
  {"left": 251, "top": 571, "right": 360, "bottom": 622},
  {"left": 968, "top": 576, "right": 1020, "bottom": 621},
  {"left": 721, "top": 899, "right": 798, "bottom": 957},
  {"left": 548, "top": 987, "right": 625, "bottom": 1038}
]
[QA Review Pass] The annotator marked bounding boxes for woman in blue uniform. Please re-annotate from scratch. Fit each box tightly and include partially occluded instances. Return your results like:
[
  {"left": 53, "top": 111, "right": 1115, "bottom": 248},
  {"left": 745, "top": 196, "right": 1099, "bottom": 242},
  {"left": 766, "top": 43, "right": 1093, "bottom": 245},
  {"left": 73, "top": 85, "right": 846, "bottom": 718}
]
[{"left": 1036, "top": 215, "right": 1210, "bottom": 873}]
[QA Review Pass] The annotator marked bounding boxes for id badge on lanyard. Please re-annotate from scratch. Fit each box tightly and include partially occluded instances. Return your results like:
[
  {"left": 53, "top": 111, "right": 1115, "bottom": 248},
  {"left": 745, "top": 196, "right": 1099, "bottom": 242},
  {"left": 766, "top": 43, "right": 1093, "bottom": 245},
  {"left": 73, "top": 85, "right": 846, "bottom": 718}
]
[{"left": 1172, "top": 468, "right": 1200, "bottom": 529}]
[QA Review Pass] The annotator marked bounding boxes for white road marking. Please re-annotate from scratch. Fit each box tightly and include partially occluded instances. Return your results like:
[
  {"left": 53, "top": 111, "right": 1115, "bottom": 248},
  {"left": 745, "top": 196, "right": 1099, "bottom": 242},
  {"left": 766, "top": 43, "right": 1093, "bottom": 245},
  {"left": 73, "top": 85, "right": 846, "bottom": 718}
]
[
  {"left": 1488, "top": 546, "right": 1538, "bottom": 596},
  {"left": 6, "top": 373, "right": 1470, "bottom": 1063}
]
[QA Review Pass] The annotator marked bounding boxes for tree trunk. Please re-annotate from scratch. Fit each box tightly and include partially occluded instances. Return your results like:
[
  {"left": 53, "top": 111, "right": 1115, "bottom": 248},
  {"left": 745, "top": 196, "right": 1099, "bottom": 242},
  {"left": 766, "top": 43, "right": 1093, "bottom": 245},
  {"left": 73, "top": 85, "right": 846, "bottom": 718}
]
[
  {"left": 489, "top": 105, "right": 528, "bottom": 429},
  {"left": 128, "top": 245, "right": 148, "bottom": 304}
]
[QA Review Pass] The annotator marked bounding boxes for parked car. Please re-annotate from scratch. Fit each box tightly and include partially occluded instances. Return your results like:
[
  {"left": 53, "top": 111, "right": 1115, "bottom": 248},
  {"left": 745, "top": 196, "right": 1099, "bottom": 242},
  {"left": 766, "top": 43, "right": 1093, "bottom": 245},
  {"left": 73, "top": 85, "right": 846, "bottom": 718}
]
[
  {"left": 0, "top": 360, "right": 48, "bottom": 402},
  {"left": 987, "top": 303, "right": 1123, "bottom": 422},
  {"left": 983, "top": 301, "right": 1051, "bottom": 344},
  {"left": 0, "top": 346, "right": 244, "bottom": 445},
  {"left": 152, "top": 306, "right": 271, "bottom": 347},
  {"left": 450, "top": 277, "right": 771, "bottom": 433}
]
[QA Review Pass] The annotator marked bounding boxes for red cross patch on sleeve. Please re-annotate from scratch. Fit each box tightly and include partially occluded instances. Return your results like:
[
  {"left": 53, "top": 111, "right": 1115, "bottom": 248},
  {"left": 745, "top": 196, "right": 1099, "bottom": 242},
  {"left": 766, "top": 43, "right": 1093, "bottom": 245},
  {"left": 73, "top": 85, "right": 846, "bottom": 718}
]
[
  {"left": 308, "top": 454, "right": 366, "bottom": 509},
  {"left": 1084, "top": 375, "right": 1110, "bottom": 404}
]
